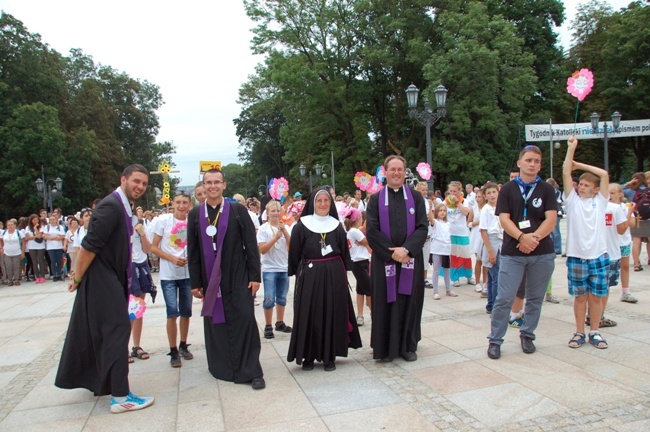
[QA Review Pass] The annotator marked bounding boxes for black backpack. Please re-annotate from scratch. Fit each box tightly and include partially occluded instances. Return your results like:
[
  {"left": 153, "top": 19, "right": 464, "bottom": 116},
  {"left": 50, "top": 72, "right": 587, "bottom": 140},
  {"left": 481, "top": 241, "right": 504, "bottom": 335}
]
[{"left": 633, "top": 188, "right": 650, "bottom": 220}]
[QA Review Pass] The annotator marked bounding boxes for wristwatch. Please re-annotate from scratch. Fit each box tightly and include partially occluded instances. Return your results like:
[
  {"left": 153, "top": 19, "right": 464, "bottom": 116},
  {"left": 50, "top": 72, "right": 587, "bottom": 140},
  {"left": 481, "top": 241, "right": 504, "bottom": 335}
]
[{"left": 403, "top": 248, "right": 410, "bottom": 256}]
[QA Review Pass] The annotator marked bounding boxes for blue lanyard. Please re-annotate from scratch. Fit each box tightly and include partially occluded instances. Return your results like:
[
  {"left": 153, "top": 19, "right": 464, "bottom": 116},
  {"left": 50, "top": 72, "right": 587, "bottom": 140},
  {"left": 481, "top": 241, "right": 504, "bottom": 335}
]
[{"left": 519, "top": 185, "right": 536, "bottom": 219}]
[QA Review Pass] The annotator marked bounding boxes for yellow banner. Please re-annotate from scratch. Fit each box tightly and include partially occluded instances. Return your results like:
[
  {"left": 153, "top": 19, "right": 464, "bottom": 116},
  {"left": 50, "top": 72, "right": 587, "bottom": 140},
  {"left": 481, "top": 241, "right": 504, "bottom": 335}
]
[{"left": 199, "top": 161, "right": 222, "bottom": 172}]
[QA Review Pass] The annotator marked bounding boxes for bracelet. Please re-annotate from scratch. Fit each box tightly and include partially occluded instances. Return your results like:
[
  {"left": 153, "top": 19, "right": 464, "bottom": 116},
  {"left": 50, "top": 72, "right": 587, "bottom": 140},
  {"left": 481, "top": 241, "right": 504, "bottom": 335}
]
[
  {"left": 73, "top": 276, "right": 82, "bottom": 284},
  {"left": 517, "top": 233, "right": 525, "bottom": 242}
]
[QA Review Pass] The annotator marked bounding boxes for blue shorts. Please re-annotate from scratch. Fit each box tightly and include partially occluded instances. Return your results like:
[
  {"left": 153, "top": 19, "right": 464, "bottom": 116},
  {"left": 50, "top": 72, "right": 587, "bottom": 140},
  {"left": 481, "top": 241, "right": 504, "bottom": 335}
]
[
  {"left": 566, "top": 254, "right": 610, "bottom": 297},
  {"left": 607, "top": 259, "right": 621, "bottom": 287},
  {"left": 262, "top": 271, "right": 289, "bottom": 309},
  {"left": 160, "top": 278, "right": 193, "bottom": 318},
  {"left": 620, "top": 244, "right": 631, "bottom": 258}
]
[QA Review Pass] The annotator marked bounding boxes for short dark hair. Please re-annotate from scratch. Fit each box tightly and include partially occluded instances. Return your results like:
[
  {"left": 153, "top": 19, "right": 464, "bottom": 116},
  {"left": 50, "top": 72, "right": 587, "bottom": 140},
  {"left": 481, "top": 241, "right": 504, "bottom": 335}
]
[
  {"left": 384, "top": 155, "right": 407, "bottom": 169},
  {"left": 122, "top": 164, "right": 149, "bottom": 178},
  {"left": 194, "top": 180, "right": 204, "bottom": 189},
  {"left": 203, "top": 169, "right": 225, "bottom": 182}
]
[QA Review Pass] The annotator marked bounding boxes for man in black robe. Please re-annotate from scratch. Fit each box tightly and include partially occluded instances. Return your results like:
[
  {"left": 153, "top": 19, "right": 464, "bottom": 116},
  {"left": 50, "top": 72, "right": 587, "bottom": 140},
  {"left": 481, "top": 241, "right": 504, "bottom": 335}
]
[
  {"left": 56, "top": 164, "right": 155, "bottom": 414},
  {"left": 366, "top": 156, "right": 428, "bottom": 362},
  {"left": 187, "top": 169, "right": 265, "bottom": 390}
]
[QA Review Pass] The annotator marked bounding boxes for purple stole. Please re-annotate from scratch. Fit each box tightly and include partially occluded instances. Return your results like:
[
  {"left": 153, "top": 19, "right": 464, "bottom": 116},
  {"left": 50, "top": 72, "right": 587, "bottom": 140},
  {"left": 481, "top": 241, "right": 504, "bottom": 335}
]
[
  {"left": 199, "top": 200, "right": 230, "bottom": 324},
  {"left": 378, "top": 186, "right": 416, "bottom": 303},
  {"left": 112, "top": 191, "right": 133, "bottom": 293}
]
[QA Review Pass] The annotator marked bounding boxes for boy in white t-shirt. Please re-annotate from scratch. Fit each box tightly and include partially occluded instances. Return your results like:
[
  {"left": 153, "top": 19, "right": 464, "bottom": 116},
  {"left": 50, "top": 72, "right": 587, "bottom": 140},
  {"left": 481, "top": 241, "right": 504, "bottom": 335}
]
[
  {"left": 479, "top": 183, "right": 502, "bottom": 314},
  {"left": 151, "top": 192, "right": 193, "bottom": 367},
  {"left": 595, "top": 199, "right": 630, "bottom": 329},
  {"left": 563, "top": 136, "right": 610, "bottom": 350}
]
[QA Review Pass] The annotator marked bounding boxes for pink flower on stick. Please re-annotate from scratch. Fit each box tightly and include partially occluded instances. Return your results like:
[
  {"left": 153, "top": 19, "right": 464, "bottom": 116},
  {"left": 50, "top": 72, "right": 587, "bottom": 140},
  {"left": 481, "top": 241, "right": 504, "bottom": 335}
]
[
  {"left": 416, "top": 162, "right": 432, "bottom": 180},
  {"left": 567, "top": 69, "right": 594, "bottom": 102}
]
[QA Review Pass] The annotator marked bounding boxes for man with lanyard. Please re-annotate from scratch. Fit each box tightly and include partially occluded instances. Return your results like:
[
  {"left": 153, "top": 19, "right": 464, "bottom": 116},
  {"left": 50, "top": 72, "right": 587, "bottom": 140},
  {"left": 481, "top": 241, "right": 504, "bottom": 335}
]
[
  {"left": 366, "top": 155, "right": 428, "bottom": 362},
  {"left": 56, "top": 164, "right": 154, "bottom": 413},
  {"left": 187, "top": 169, "right": 265, "bottom": 390},
  {"left": 487, "top": 145, "right": 557, "bottom": 359}
]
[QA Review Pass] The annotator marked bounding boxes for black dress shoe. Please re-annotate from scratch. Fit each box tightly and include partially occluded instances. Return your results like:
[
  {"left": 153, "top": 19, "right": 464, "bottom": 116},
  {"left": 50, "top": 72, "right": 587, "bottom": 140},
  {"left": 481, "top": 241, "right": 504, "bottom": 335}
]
[
  {"left": 302, "top": 360, "right": 314, "bottom": 371},
  {"left": 487, "top": 343, "right": 501, "bottom": 359},
  {"left": 521, "top": 336, "right": 536, "bottom": 354},
  {"left": 324, "top": 361, "right": 336, "bottom": 372},
  {"left": 401, "top": 352, "right": 417, "bottom": 362},
  {"left": 251, "top": 377, "right": 266, "bottom": 390},
  {"left": 380, "top": 357, "right": 393, "bottom": 363}
]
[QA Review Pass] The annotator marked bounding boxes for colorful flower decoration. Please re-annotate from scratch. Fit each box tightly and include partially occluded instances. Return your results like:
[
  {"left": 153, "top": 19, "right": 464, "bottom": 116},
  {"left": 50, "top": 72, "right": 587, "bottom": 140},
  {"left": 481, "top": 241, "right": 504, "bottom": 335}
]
[
  {"left": 158, "top": 161, "right": 171, "bottom": 174},
  {"left": 567, "top": 69, "right": 594, "bottom": 102},
  {"left": 169, "top": 220, "right": 188, "bottom": 249},
  {"left": 416, "top": 162, "right": 432, "bottom": 180},
  {"left": 269, "top": 177, "right": 289, "bottom": 200},
  {"left": 128, "top": 294, "right": 146, "bottom": 320},
  {"left": 354, "top": 171, "right": 373, "bottom": 191},
  {"left": 286, "top": 201, "right": 305, "bottom": 218},
  {"left": 366, "top": 176, "right": 384, "bottom": 194}
]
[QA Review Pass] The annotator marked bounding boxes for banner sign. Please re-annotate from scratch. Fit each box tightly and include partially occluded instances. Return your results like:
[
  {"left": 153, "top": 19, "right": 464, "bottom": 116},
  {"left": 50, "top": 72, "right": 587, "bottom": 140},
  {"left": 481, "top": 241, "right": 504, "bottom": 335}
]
[
  {"left": 199, "top": 161, "right": 222, "bottom": 173},
  {"left": 525, "top": 119, "right": 650, "bottom": 142}
]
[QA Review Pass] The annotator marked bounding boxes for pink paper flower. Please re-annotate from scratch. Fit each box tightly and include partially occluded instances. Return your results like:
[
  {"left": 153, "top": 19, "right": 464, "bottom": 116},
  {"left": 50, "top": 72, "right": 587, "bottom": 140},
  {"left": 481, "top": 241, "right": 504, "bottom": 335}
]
[
  {"left": 270, "top": 177, "right": 290, "bottom": 200},
  {"left": 567, "top": 69, "right": 594, "bottom": 102},
  {"left": 416, "top": 162, "right": 432, "bottom": 180},
  {"left": 354, "top": 171, "right": 372, "bottom": 191}
]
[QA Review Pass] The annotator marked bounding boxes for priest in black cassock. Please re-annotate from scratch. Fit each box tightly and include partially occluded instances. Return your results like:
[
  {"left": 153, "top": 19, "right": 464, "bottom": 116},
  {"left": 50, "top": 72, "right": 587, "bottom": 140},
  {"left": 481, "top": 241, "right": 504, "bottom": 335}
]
[
  {"left": 366, "top": 155, "right": 428, "bottom": 362},
  {"left": 56, "top": 164, "right": 155, "bottom": 414},
  {"left": 187, "top": 169, "right": 265, "bottom": 390}
]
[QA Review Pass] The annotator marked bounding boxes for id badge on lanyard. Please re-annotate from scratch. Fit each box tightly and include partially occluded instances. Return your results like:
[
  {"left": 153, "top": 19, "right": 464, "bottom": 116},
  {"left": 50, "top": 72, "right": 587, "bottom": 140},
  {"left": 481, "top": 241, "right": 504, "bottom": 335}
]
[{"left": 518, "top": 185, "right": 535, "bottom": 230}]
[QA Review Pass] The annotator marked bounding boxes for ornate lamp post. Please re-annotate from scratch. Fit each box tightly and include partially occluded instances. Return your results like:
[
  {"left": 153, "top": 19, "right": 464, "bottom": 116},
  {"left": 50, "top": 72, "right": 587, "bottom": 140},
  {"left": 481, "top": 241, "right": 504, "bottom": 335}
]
[
  {"left": 590, "top": 111, "right": 622, "bottom": 172},
  {"left": 35, "top": 165, "right": 63, "bottom": 212},
  {"left": 300, "top": 163, "right": 323, "bottom": 193},
  {"left": 406, "top": 84, "right": 448, "bottom": 190}
]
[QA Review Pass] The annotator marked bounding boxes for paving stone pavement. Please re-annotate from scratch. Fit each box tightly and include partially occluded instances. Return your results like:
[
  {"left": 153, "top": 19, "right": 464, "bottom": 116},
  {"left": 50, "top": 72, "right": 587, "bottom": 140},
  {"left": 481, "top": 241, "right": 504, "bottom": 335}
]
[{"left": 1, "top": 219, "right": 650, "bottom": 431}]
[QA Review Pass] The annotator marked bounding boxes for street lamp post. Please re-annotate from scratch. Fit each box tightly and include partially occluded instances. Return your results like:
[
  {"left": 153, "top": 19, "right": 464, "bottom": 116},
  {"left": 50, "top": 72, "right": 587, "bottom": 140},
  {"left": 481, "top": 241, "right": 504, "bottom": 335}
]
[
  {"left": 300, "top": 163, "right": 323, "bottom": 193},
  {"left": 590, "top": 111, "right": 622, "bottom": 172},
  {"left": 35, "top": 165, "right": 63, "bottom": 213},
  {"left": 406, "top": 84, "right": 448, "bottom": 191}
]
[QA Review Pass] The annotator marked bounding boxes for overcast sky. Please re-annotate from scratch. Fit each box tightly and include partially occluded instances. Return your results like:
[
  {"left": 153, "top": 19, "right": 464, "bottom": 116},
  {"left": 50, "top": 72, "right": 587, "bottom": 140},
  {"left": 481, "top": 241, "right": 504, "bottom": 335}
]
[{"left": 0, "top": 0, "right": 633, "bottom": 185}]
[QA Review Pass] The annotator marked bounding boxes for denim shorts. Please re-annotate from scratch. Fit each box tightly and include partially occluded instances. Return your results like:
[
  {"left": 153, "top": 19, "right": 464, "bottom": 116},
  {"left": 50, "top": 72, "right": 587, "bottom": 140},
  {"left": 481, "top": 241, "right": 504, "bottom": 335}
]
[
  {"left": 566, "top": 254, "right": 610, "bottom": 297},
  {"left": 160, "top": 278, "right": 192, "bottom": 318},
  {"left": 262, "top": 271, "right": 289, "bottom": 309}
]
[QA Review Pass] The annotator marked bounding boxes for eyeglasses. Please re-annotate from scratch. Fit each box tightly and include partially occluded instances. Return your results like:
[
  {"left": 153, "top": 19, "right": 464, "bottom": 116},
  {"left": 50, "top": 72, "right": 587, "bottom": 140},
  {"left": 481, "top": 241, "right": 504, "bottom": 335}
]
[{"left": 204, "top": 180, "right": 225, "bottom": 186}]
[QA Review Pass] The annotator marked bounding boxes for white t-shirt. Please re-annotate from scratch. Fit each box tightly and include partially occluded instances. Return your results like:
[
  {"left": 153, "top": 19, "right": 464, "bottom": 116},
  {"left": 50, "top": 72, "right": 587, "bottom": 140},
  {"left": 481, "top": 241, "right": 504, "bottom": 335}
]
[
  {"left": 347, "top": 227, "right": 371, "bottom": 262},
  {"left": 42, "top": 224, "right": 65, "bottom": 250},
  {"left": 465, "top": 192, "right": 476, "bottom": 208},
  {"left": 479, "top": 204, "right": 503, "bottom": 240},
  {"left": 2, "top": 230, "right": 22, "bottom": 256},
  {"left": 605, "top": 202, "right": 627, "bottom": 261},
  {"left": 565, "top": 190, "right": 608, "bottom": 259},
  {"left": 74, "top": 226, "right": 87, "bottom": 250},
  {"left": 65, "top": 230, "right": 76, "bottom": 252},
  {"left": 619, "top": 204, "right": 632, "bottom": 246},
  {"left": 154, "top": 214, "right": 189, "bottom": 280},
  {"left": 132, "top": 230, "right": 148, "bottom": 264},
  {"left": 357, "top": 199, "right": 367, "bottom": 212},
  {"left": 469, "top": 203, "right": 483, "bottom": 254},
  {"left": 248, "top": 210, "right": 261, "bottom": 230},
  {"left": 256, "top": 222, "right": 289, "bottom": 272},
  {"left": 25, "top": 227, "right": 45, "bottom": 251},
  {"left": 430, "top": 220, "right": 451, "bottom": 255},
  {"left": 446, "top": 204, "right": 469, "bottom": 236}
]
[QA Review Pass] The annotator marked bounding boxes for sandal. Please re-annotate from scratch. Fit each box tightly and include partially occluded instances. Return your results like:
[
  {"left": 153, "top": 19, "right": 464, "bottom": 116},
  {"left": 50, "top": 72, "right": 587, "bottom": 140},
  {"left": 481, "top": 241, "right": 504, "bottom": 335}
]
[
  {"left": 275, "top": 321, "right": 292, "bottom": 333},
  {"left": 599, "top": 317, "right": 617, "bottom": 328},
  {"left": 634, "top": 265, "right": 643, "bottom": 272},
  {"left": 131, "top": 346, "right": 150, "bottom": 360},
  {"left": 568, "top": 332, "right": 586, "bottom": 348},
  {"left": 128, "top": 356, "right": 134, "bottom": 364},
  {"left": 588, "top": 332, "right": 608, "bottom": 349}
]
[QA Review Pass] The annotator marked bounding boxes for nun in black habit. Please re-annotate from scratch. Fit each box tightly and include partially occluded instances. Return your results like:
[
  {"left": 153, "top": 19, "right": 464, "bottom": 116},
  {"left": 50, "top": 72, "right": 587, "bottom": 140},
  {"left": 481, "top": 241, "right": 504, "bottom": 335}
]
[{"left": 287, "top": 187, "right": 362, "bottom": 371}]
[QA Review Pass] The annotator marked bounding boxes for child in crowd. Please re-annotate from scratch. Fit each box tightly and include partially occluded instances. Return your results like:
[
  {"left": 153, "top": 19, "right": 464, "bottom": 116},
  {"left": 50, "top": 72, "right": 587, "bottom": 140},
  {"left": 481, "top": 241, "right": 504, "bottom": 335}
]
[
  {"left": 591, "top": 188, "right": 632, "bottom": 330},
  {"left": 344, "top": 208, "right": 372, "bottom": 326},
  {"left": 479, "top": 183, "right": 501, "bottom": 314},
  {"left": 469, "top": 188, "right": 486, "bottom": 294},
  {"left": 609, "top": 183, "right": 638, "bottom": 303},
  {"left": 563, "top": 136, "right": 610, "bottom": 349},
  {"left": 430, "top": 203, "right": 453, "bottom": 299},
  {"left": 445, "top": 181, "right": 473, "bottom": 287}
]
